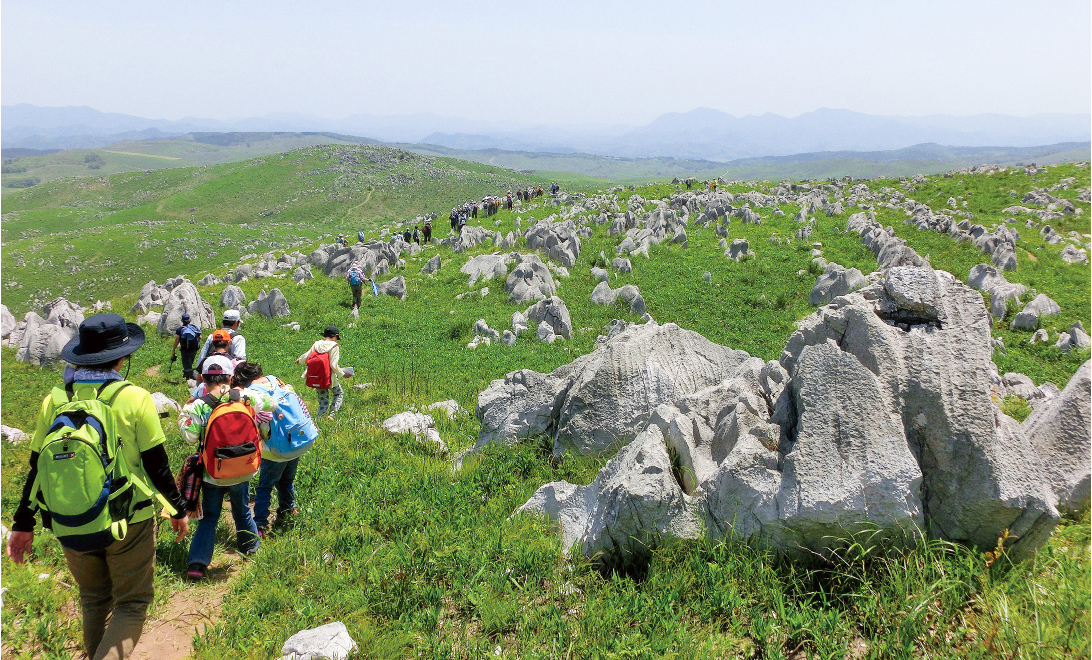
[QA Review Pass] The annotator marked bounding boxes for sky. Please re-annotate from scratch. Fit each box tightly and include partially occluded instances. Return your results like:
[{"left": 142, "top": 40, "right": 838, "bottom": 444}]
[{"left": 3, "top": 0, "right": 1090, "bottom": 126}]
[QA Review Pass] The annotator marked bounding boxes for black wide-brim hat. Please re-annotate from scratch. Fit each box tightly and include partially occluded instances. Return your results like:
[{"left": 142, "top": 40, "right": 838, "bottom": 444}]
[{"left": 61, "top": 313, "right": 146, "bottom": 366}]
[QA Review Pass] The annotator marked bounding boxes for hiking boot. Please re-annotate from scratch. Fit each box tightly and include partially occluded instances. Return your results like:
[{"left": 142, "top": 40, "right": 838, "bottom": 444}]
[{"left": 186, "top": 563, "right": 208, "bottom": 581}]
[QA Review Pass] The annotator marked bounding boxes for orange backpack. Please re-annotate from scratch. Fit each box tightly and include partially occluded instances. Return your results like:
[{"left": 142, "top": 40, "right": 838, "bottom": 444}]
[{"left": 199, "top": 393, "right": 261, "bottom": 485}]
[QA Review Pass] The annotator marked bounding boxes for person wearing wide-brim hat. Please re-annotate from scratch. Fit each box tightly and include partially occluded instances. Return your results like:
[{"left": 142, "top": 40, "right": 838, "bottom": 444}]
[{"left": 6, "top": 313, "right": 191, "bottom": 660}]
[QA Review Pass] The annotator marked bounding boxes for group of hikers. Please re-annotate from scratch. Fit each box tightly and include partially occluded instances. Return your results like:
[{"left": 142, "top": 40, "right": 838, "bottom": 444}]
[
  {"left": 446, "top": 184, "right": 554, "bottom": 234},
  {"left": 7, "top": 307, "right": 354, "bottom": 659}
]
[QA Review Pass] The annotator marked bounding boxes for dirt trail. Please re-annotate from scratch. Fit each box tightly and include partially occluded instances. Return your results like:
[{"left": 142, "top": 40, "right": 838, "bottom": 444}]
[
  {"left": 129, "top": 559, "right": 241, "bottom": 660},
  {"left": 344, "top": 187, "right": 375, "bottom": 219}
]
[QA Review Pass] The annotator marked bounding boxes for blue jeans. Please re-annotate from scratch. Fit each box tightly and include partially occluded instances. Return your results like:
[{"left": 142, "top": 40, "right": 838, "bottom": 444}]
[
  {"left": 187, "top": 481, "right": 260, "bottom": 568},
  {"left": 253, "top": 458, "right": 299, "bottom": 529}
]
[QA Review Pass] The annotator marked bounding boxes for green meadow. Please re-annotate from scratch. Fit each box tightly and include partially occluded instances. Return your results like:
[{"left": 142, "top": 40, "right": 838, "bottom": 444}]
[{"left": 1, "top": 148, "right": 1089, "bottom": 658}]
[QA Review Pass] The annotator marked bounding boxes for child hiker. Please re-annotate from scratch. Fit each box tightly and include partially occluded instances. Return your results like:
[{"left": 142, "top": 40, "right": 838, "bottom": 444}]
[
  {"left": 178, "top": 357, "right": 277, "bottom": 581},
  {"left": 298, "top": 325, "right": 352, "bottom": 419}
]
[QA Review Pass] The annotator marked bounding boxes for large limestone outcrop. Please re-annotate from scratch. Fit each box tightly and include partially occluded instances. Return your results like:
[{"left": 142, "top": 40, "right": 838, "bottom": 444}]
[
  {"left": 322, "top": 242, "right": 402, "bottom": 278},
  {"left": 513, "top": 266, "right": 1061, "bottom": 564},
  {"left": 1, "top": 305, "right": 15, "bottom": 340},
  {"left": 157, "top": 281, "right": 215, "bottom": 336},
  {"left": 1010, "top": 294, "right": 1061, "bottom": 331},
  {"left": 474, "top": 319, "right": 752, "bottom": 457},
  {"left": 523, "top": 297, "right": 572, "bottom": 341},
  {"left": 1021, "top": 361, "right": 1091, "bottom": 512},
  {"left": 525, "top": 218, "right": 582, "bottom": 268}
]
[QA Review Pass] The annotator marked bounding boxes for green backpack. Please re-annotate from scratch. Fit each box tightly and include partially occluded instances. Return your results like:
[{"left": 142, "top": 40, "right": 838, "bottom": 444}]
[{"left": 29, "top": 380, "right": 164, "bottom": 551}]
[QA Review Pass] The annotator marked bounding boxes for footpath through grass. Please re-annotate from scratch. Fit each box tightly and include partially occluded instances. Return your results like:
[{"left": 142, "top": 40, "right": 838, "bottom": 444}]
[{"left": 1, "top": 164, "right": 1090, "bottom": 658}]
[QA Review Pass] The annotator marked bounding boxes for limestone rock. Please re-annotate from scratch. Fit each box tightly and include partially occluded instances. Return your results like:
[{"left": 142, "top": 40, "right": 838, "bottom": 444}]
[
  {"left": 198, "top": 274, "right": 220, "bottom": 287},
  {"left": 249, "top": 288, "right": 291, "bottom": 318},
  {"left": 1061, "top": 243, "right": 1088, "bottom": 264},
  {"left": 157, "top": 282, "right": 215, "bottom": 336},
  {"left": 967, "top": 264, "right": 1026, "bottom": 320},
  {"left": 809, "top": 263, "right": 866, "bottom": 305},
  {"left": 14, "top": 312, "right": 76, "bottom": 366},
  {"left": 475, "top": 320, "right": 751, "bottom": 457},
  {"left": 1023, "top": 361, "right": 1091, "bottom": 512},
  {"left": 589, "top": 282, "right": 646, "bottom": 315},
  {"left": 279, "top": 621, "right": 358, "bottom": 660},
  {"left": 1010, "top": 294, "right": 1060, "bottom": 331},
  {"left": 425, "top": 400, "right": 467, "bottom": 419},
  {"left": 590, "top": 267, "right": 610, "bottom": 283},
  {"left": 524, "top": 296, "right": 572, "bottom": 340},
  {"left": 611, "top": 257, "right": 633, "bottom": 274},
  {"left": 420, "top": 254, "right": 442, "bottom": 275},
  {"left": 151, "top": 393, "right": 182, "bottom": 415},
  {"left": 381, "top": 411, "right": 447, "bottom": 454},
  {"left": 726, "top": 238, "right": 751, "bottom": 261},
  {"left": 505, "top": 254, "right": 556, "bottom": 304},
  {"left": 1, "top": 425, "right": 28, "bottom": 445},
  {"left": 221, "top": 285, "right": 248, "bottom": 310},
  {"left": 293, "top": 265, "right": 313, "bottom": 282},
  {"left": 377, "top": 276, "right": 407, "bottom": 301},
  {"left": 461, "top": 253, "right": 511, "bottom": 286},
  {"left": 516, "top": 425, "right": 700, "bottom": 565},
  {"left": 1, "top": 305, "right": 15, "bottom": 340}
]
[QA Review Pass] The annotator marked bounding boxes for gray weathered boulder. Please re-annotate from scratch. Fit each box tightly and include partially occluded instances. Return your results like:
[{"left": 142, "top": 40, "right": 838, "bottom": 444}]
[
  {"left": 197, "top": 274, "right": 219, "bottom": 287},
  {"left": 1055, "top": 322, "right": 1091, "bottom": 352},
  {"left": 376, "top": 276, "right": 407, "bottom": 301},
  {"left": 158, "top": 282, "right": 215, "bottom": 336},
  {"left": 279, "top": 621, "right": 358, "bottom": 660},
  {"left": 590, "top": 267, "right": 610, "bottom": 283},
  {"left": 43, "top": 298, "right": 84, "bottom": 330},
  {"left": 419, "top": 254, "right": 442, "bottom": 275},
  {"left": 14, "top": 312, "right": 76, "bottom": 366},
  {"left": 525, "top": 218, "right": 582, "bottom": 267},
  {"left": 221, "top": 285, "right": 248, "bottom": 310},
  {"left": 726, "top": 239, "right": 751, "bottom": 261},
  {"left": 1010, "top": 294, "right": 1061, "bottom": 331},
  {"left": 589, "top": 282, "right": 646, "bottom": 315},
  {"left": 516, "top": 425, "right": 700, "bottom": 565},
  {"left": 0, "top": 305, "right": 14, "bottom": 340},
  {"left": 1022, "top": 361, "right": 1091, "bottom": 513},
  {"left": 249, "top": 288, "right": 291, "bottom": 318},
  {"left": 1, "top": 425, "right": 28, "bottom": 445},
  {"left": 524, "top": 296, "right": 572, "bottom": 340},
  {"left": 809, "top": 263, "right": 866, "bottom": 305},
  {"left": 967, "top": 264, "right": 1027, "bottom": 320},
  {"left": 1061, "top": 243, "right": 1088, "bottom": 264},
  {"left": 461, "top": 253, "right": 511, "bottom": 286},
  {"left": 451, "top": 226, "right": 497, "bottom": 253},
  {"left": 505, "top": 254, "right": 556, "bottom": 304},
  {"left": 293, "top": 264, "right": 313, "bottom": 282},
  {"left": 381, "top": 411, "right": 448, "bottom": 454},
  {"left": 611, "top": 257, "right": 633, "bottom": 274},
  {"left": 475, "top": 319, "right": 751, "bottom": 457}
]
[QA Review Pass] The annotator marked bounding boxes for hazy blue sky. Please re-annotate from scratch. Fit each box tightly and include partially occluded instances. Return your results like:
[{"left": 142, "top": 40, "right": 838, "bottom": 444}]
[{"left": 3, "top": 0, "right": 1089, "bottom": 125}]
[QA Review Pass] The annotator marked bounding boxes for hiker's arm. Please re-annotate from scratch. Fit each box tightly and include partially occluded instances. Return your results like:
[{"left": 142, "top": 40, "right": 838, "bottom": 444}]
[
  {"left": 178, "top": 402, "right": 207, "bottom": 445},
  {"left": 296, "top": 345, "right": 313, "bottom": 364},
  {"left": 329, "top": 344, "right": 345, "bottom": 377},
  {"left": 233, "top": 335, "right": 247, "bottom": 361},
  {"left": 172, "top": 336, "right": 180, "bottom": 353},
  {"left": 139, "top": 445, "right": 188, "bottom": 519},
  {"left": 11, "top": 453, "right": 40, "bottom": 533}
]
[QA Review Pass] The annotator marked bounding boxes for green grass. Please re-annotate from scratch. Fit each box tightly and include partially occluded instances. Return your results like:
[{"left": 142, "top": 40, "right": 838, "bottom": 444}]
[{"left": 1, "top": 155, "right": 1090, "bottom": 658}]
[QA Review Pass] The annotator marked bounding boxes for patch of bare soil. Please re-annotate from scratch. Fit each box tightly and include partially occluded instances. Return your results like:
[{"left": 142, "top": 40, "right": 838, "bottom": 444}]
[
  {"left": 129, "top": 560, "right": 242, "bottom": 660},
  {"left": 145, "top": 365, "right": 161, "bottom": 377}
]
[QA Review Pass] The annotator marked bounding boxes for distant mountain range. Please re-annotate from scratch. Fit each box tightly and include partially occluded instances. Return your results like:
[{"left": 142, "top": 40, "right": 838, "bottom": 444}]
[{"left": 3, "top": 103, "right": 1089, "bottom": 163}]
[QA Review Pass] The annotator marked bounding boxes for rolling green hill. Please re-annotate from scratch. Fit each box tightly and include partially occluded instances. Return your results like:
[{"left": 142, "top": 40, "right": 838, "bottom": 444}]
[{"left": 1, "top": 149, "right": 1090, "bottom": 658}]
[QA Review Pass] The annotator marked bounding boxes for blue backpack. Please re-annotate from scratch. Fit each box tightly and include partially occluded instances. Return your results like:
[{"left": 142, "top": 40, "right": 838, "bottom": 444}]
[
  {"left": 249, "top": 376, "right": 318, "bottom": 460},
  {"left": 179, "top": 324, "right": 201, "bottom": 351},
  {"left": 349, "top": 270, "right": 363, "bottom": 286}
]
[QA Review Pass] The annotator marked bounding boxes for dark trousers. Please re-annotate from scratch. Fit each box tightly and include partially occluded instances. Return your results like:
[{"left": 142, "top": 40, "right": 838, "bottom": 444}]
[{"left": 180, "top": 348, "right": 198, "bottom": 379}]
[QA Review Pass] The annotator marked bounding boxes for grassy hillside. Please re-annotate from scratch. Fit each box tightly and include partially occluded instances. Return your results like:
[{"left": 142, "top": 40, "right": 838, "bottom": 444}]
[
  {"left": 1, "top": 158, "right": 1089, "bottom": 658},
  {"left": 0, "top": 132, "right": 379, "bottom": 192},
  {"left": 0, "top": 145, "right": 549, "bottom": 313}
]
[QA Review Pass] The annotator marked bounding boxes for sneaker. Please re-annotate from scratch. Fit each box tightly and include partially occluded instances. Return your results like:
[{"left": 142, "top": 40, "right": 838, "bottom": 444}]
[{"left": 186, "top": 563, "right": 207, "bottom": 581}]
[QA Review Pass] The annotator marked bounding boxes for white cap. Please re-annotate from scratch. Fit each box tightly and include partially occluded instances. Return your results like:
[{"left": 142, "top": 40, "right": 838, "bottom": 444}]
[
  {"left": 223, "top": 309, "right": 241, "bottom": 323},
  {"left": 201, "top": 355, "right": 235, "bottom": 376}
]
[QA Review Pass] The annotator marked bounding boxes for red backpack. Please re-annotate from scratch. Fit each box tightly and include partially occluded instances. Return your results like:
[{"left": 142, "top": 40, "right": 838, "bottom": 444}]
[
  {"left": 199, "top": 393, "right": 261, "bottom": 485},
  {"left": 305, "top": 350, "right": 332, "bottom": 389}
]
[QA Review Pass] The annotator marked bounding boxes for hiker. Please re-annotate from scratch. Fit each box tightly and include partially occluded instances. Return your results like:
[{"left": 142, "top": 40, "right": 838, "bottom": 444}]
[
  {"left": 171, "top": 312, "right": 202, "bottom": 380},
  {"left": 357, "top": 229, "right": 365, "bottom": 243},
  {"left": 297, "top": 325, "right": 352, "bottom": 419},
  {"left": 345, "top": 260, "right": 370, "bottom": 311},
  {"left": 412, "top": 225, "right": 421, "bottom": 245},
  {"left": 402, "top": 227, "right": 412, "bottom": 243},
  {"left": 178, "top": 357, "right": 277, "bottom": 581},
  {"left": 422, "top": 221, "right": 432, "bottom": 244},
  {"left": 194, "top": 309, "right": 245, "bottom": 367},
  {"left": 7, "top": 313, "right": 190, "bottom": 660},
  {"left": 193, "top": 328, "right": 235, "bottom": 388},
  {"left": 238, "top": 362, "right": 318, "bottom": 538},
  {"left": 336, "top": 233, "right": 346, "bottom": 246}
]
